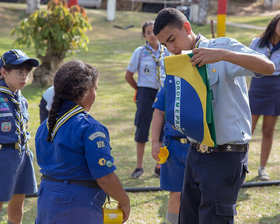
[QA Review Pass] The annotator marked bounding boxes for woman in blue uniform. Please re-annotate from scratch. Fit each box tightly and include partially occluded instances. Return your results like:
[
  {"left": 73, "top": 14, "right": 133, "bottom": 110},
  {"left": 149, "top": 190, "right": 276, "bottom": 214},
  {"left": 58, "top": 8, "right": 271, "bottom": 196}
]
[
  {"left": 0, "top": 49, "right": 38, "bottom": 224},
  {"left": 35, "top": 60, "right": 130, "bottom": 224},
  {"left": 249, "top": 14, "right": 280, "bottom": 181},
  {"left": 125, "top": 21, "right": 170, "bottom": 178}
]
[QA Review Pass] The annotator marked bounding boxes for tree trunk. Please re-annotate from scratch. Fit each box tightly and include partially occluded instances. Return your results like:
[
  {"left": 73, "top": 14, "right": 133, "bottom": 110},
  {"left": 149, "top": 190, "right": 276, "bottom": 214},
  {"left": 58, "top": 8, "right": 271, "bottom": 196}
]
[
  {"left": 197, "top": 0, "right": 209, "bottom": 26},
  {"left": 26, "top": 0, "right": 40, "bottom": 14},
  {"left": 32, "top": 55, "right": 64, "bottom": 87}
]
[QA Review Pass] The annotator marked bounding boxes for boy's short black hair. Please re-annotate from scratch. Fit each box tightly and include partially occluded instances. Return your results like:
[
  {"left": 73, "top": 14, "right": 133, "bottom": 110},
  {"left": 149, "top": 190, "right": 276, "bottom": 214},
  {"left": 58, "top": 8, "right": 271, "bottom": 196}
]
[
  {"left": 4, "top": 61, "right": 34, "bottom": 72},
  {"left": 153, "top": 8, "right": 188, "bottom": 36}
]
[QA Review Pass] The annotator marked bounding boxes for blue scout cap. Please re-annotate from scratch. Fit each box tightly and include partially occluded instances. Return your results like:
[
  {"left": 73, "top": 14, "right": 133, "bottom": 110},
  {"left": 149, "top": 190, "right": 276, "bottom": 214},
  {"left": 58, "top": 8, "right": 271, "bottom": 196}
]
[{"left": 0, "top": 49, "right": 39, "bottom": 68}]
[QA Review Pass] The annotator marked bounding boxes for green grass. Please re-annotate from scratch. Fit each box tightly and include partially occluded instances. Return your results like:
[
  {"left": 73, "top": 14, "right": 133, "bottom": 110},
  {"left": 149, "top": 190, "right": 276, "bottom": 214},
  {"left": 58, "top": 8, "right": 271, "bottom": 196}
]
[{"left": 0, "top": 3, "right": 280, "bottom": 224}]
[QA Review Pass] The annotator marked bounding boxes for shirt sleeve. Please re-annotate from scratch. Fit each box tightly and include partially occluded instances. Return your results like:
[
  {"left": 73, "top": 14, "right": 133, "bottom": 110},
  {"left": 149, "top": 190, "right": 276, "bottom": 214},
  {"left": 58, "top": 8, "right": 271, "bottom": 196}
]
[
  {"left": 127, "top": 47, "right": 143, "bottom": 74},
  {"left": 83, "top": 123, "right": 116, "bottom": 180},
  {"left": 213, "top": 38, "right": 266, "bottom": 78}
]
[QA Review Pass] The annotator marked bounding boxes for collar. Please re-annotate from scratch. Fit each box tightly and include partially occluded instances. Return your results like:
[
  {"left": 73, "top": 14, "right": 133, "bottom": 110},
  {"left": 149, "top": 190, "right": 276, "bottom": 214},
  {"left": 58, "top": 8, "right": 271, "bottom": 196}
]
[{"left": 145, "top": 42, "right": 161, "bottom": 53}]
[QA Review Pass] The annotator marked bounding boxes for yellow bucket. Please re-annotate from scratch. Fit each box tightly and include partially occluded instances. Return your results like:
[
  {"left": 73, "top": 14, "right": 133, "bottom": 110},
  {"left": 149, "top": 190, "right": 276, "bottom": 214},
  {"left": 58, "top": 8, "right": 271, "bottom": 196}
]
[
  {"left": 157, "top": 146, "right": 169, "bottom": 164},
  {"left": 103, "top": 201, "right": 123, "bottom": 224}
]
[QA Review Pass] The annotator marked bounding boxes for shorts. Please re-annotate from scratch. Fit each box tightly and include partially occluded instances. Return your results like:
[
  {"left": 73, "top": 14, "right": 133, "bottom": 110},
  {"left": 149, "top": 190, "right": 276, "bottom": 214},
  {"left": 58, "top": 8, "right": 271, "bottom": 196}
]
[
  {"left": 134, "top": 87, "right": 163, "bottom": 143},
  {"left": 36, "top": 179, "right": 106, "bottom": 224},
  {"left": 0, "top": 147, "right": 37, "bottom": 201},
  {"left": 160, "top": 137, "right": 189, "bottom": 192}
]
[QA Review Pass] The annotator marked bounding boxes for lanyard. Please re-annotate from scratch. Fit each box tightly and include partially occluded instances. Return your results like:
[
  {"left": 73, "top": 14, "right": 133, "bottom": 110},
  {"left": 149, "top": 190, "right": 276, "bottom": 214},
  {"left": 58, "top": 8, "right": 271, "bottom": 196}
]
[{"left": 145, "top": 43, "right": 164, "bottom": 86}]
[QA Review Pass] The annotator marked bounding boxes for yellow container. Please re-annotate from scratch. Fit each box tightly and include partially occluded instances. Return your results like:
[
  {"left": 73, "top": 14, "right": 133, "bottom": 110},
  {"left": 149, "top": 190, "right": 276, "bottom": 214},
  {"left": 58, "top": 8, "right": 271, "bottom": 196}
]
[
  {"left": 103, "top": 201, "right": 123, "bottom": 224},
  {"left": 157, "top": 146, "right": 169, "bottom": 164}
]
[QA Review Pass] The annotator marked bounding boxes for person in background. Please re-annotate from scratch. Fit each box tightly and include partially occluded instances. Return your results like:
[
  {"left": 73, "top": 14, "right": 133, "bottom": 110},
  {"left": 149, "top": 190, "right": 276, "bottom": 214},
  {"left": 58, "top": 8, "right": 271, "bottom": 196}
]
[
  {"left": 125, "top": 20, "right": 170, "bottom": 179},
  {"left": 151, "top": 85, "right": 189, "bottom": 224},
  {"left": 0, "top": 49, "right": 39, "bottom": 224},
  {"left": 39, "top": 85, "right": 54, "bottom": 123},
  {"left": 153, "top": 8, "right": 275, "bottom": 224},
  {"left": 35, "top": 60, "right": 130, "bottom": 224},
  {"left": 249, "top": 14, "right": 280, "bottom": 181}
]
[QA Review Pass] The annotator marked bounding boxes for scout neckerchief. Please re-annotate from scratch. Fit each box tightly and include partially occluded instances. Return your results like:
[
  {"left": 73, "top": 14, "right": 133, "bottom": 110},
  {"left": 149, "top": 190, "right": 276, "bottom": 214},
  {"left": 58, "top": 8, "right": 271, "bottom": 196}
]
[
  {"left": 265, "top": 41, "right": 280, "bottom": 59},
  {"left": 47, "top": 104, "right": 85, "bottom": 141},
  {"left": 194, "top": 34, "right": 202, "bottom": 49},
  {"left": 145, "top": 42, "right": 164, "bottom": 86},
  {"left": 0, "top": 85, "right": 27, "bottom": 152}
]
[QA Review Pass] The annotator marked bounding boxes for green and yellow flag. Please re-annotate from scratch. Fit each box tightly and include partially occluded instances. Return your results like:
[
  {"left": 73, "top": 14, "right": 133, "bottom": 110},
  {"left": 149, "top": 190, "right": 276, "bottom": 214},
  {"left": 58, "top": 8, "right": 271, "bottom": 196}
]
[{"left": 164, "top": 53, "right": 216, "bottom": 147}]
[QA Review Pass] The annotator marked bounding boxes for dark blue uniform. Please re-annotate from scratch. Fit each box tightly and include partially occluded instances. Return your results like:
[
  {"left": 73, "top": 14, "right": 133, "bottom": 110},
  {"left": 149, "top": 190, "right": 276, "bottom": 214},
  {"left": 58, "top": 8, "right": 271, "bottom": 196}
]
[
  {"left": 35, "top": 101, "right": 116, "bottom": 224},
  {"left": 0, "top": 80, "right": 37, "bottom": 201}
]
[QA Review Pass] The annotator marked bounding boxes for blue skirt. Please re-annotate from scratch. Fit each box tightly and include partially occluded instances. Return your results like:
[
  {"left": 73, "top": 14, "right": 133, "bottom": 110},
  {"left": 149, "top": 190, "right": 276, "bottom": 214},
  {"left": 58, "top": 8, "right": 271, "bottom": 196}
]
[
  {"left": 249, "top": 75, "right": 280, "bottom": 116},
  {"left": 0, "top": 148, "right": 37, "bottom": 201}
]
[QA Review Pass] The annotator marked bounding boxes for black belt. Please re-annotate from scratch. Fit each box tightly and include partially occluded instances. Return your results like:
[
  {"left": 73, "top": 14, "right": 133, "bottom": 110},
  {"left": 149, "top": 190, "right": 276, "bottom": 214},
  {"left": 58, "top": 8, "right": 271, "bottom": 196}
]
[
  {"left": 171, "top": 137, "right": 189, "bottom": 144},
  {"left": 0, "top": 143, "right": 16, "bottom": 149},
  {"left": 41, "top": 175, "right": 101, "bottom": 189},
  {"left": 191, "top": 142, "right": 248, "bottom": 154}
]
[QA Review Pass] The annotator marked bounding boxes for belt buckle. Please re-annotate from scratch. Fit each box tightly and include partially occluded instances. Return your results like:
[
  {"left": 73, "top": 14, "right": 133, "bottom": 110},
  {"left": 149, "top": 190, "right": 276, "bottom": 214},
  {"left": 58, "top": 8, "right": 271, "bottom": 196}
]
[
  {"left": 198, "top": 144, "right": 209, "bottom": 153},
  {"left": 180, "top": 138, "right": 188, "bottom": 144}
]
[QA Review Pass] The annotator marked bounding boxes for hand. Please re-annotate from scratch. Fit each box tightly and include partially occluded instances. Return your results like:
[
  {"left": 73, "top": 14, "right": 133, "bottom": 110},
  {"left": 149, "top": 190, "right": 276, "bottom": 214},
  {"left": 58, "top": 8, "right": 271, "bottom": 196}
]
[
  {"left": 191, "top": 48, "right": 225, "bottom": 67},
  {"left": 119, "top": 201, "right": 130, "bottom": 223},
  {"left": 133, "top": 90, "right": 137, "bottom": 103},
  {"left": 151, "top": 141, "right": 161, "bottom": 162}
]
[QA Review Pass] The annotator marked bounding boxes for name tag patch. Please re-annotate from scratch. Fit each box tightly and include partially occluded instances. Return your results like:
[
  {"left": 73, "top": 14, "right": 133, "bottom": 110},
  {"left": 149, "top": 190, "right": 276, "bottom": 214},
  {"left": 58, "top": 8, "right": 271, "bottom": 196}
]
[
  {"left": 88, "top": 131, "right": 106, "bottom": 141},
  {"left": 1, "top": 121, "right": 12, "bottom": 132},
  {"left": 97, "top": 141, "right": 105, "bottom": 148}
]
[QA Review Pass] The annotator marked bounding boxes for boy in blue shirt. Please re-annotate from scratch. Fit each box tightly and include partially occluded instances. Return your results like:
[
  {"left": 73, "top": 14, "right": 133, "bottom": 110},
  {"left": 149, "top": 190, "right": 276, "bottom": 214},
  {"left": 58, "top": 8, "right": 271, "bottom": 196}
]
[
  {"left": 0, "top": 49, "right": 39, "bottom": 224},
  {"left": 151, "top": 85, "right": 189, "bottom": 224}
]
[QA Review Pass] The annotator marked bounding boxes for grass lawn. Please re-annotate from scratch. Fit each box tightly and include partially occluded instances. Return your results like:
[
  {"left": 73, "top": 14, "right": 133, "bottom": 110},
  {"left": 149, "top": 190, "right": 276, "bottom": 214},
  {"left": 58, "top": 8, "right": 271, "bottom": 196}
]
[{"left": 0, "top": 3, "right": 279, "bottom": 224}]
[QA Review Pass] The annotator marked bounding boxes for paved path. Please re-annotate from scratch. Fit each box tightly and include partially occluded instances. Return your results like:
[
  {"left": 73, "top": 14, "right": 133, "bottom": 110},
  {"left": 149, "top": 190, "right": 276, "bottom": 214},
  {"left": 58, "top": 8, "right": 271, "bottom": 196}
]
[{"left": 210, "top": 20, "right": 265, "bottom": 30}]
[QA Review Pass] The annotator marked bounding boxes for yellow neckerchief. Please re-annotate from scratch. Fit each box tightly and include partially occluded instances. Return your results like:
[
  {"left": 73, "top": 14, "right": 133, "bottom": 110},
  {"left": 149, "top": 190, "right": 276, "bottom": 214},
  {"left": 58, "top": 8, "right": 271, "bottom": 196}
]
[
  {"left": 0, "top": 85, "right": 24, "bottom": 151},
  {"left": 47, "top": 104, "right": 85, "bottom": 141},
  {"left": 145, "top": 42, "right": 164, "bottom": 86}
]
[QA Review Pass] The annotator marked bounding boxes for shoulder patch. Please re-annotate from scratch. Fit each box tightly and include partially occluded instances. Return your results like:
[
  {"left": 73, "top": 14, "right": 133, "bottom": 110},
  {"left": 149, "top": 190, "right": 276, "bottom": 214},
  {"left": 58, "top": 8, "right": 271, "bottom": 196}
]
[
  {"left": 98, "top": 158, "right": 106, "bottom": 166},
  {"left": 88, "top": 131, "right": 106, "bottom": 141},
  {"left": 96, "top": 141, "right": 105, "bottom": 148}
]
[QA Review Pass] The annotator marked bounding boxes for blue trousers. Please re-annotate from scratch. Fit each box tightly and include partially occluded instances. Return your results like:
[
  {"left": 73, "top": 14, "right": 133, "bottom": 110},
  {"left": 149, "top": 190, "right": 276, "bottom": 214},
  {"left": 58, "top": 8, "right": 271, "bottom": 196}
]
[
  {"left": 35, "top": 180, "right": 106, "bottom": 224},
  {"left": 179, "top": 147, "right": 248, "bottom": 224}
]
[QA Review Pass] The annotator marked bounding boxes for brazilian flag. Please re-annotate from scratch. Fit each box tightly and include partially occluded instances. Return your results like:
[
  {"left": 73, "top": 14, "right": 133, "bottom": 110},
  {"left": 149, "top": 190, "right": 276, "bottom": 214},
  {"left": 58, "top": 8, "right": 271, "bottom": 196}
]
[{"left": 164, "top": 52, "right": 216, "bottom": 147}]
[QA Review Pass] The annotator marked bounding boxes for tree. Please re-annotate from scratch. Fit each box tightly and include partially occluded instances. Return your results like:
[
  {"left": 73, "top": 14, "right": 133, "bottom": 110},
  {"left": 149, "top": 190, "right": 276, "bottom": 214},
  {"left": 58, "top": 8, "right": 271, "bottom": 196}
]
[{"left": 11, "top": 0, "right": 92, "bottom": 86}]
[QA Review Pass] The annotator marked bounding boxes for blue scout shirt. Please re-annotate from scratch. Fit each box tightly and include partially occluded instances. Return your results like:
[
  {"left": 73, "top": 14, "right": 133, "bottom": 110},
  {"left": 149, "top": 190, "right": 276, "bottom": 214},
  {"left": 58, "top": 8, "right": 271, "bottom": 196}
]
[
  {"left": 250, "top": 37, "right": 280, "bottom": 76},
  {"left": 198, "top": 35, "right": 267, "bottom": 145},
  {"left": 0, "top": 80, "right": 30, "bottom": 145},
  {"left": 36, "top": 101, "right": 116, "bottom": 180},
  {"left": 153, "top": 86, "right": 185, "bottom": 138},
  {"left": 127, "top": 42, "right": 170, "bottom": 89}
]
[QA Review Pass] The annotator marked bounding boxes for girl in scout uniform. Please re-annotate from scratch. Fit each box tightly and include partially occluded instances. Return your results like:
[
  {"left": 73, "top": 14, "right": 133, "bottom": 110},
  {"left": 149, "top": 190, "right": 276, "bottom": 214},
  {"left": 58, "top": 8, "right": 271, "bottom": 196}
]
[
  {"left": 125, "top": 21, "right": 170, "bottom": 178},
  {"left": 35, "top": 60, "right": 130, "bottom": 224},
  {"left": 249, "top": 14, "right": 280, "bottom": 181},
  {"left": 0, "top": 49, "right": 38, "bottom": 224}
]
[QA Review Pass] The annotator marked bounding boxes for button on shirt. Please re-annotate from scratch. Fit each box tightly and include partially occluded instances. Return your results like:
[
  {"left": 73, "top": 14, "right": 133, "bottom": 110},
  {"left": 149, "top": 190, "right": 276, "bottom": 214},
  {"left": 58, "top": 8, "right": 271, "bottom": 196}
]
[
  {"left": 198, "top": 36, "right": 266, "bottom": 145},
  {"left": 250, "top": 37, "right": 280, "bottom": 76},
  {"left": 153, "top": 86, "right": 185, "bottom": 138},
  {"left": 127, "top": 42, "right": 170, "bottom": 89},
  {"left": 36, "top": 101, "right": 116, "bottom": 180}
]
